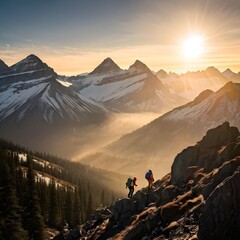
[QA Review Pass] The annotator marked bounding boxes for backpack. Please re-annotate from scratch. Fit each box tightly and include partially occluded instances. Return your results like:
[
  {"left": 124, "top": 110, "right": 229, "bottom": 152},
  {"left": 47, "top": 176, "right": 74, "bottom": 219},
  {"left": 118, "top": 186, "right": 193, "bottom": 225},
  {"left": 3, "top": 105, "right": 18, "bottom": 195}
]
[
  {"left": 145, "top": 171, "right": 150, "bottom": 180},
  {"left": 126, "top": 178, "right": 132, "bottom": 188}
]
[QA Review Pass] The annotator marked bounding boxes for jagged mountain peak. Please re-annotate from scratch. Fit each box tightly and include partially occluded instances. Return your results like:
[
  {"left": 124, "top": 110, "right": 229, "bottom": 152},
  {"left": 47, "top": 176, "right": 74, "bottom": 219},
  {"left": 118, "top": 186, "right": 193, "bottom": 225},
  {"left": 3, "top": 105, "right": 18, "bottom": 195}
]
[
  {"left": 222, "top": 68, "right": 239, "bottom": 80},
  {"left": 204, "top": 66, "right": 221, "bottom": 76},
  {"left": 129, "top": 60, "right": 152, "bottom": 74},
  {"left": 26, "top": 54, "right": 42, "bottom": 61},
  {"left": 156, "top": 69, "right": 168, "bottom": 78},
  {"left": 223, "top": 68, "right": 235, "bottom": 74},
  {"left": 89, "top": 57, "right": 121, "bottom": 75},
  {"left": 16, "top": 54, "right": 44, "bottom": 66},
  {"left": 10, "top": 54, "right": 50, "bottom": 73},
  {"left": 0, "top": 59, "right": 9, "bottom": 73}
]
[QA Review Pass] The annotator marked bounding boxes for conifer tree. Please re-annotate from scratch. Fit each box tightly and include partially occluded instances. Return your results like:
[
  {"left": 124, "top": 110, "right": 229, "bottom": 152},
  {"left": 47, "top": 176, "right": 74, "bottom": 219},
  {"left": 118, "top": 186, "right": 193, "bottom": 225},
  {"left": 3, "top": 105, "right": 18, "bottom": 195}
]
[
  {"left": 48, "top": 180, "right": 61, "bottom": 228},
  {"left": 38, "top": 181, "right": 49, "bottom": 220},
  {"left": 22, "top": 156, "right": 45, "bottom": 240},
  {"left": 72, "top": 187, "right": 81, "bottom": 227},
  {"left": 0, "top": 159, "right": 27, "bottom": 240},
  {"left": 64, "top": 189, "right": 73, "bottom": 227},
  {"left": 86, "top": 192, "right": 93, "bottom": 219}
]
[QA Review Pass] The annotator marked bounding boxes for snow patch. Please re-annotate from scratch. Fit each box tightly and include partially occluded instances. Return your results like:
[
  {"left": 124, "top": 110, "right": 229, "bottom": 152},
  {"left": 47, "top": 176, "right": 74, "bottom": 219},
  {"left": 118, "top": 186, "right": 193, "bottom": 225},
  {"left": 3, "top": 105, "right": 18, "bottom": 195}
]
[
  {"left": 80, "top": 73, "right": 146, "bottom": 102},
  {"left": 56, "top": 79, "right": 72, "bottom": 87}
]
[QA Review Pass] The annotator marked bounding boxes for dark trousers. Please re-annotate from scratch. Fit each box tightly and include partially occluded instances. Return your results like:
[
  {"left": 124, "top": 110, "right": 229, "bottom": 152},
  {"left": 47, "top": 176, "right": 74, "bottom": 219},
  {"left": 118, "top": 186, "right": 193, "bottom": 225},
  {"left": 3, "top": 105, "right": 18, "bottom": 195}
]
[{"left": 128, "top": 186, "right": 134, "bottom": 198}]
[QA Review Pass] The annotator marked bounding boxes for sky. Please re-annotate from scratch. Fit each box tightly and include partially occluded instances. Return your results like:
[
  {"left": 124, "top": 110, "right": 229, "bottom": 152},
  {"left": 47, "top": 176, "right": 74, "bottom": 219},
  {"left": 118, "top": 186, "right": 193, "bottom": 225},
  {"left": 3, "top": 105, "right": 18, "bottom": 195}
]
[{"left": 1, "top": 0, "right": 240, "bottom": 75}]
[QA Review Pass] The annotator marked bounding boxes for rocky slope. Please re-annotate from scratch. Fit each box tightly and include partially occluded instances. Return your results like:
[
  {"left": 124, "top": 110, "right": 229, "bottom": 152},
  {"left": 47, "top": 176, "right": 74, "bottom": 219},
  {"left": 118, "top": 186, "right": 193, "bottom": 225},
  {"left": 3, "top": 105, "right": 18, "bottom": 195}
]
[{"left": 59, "top": 122, "right": 240, "bottom": 239}]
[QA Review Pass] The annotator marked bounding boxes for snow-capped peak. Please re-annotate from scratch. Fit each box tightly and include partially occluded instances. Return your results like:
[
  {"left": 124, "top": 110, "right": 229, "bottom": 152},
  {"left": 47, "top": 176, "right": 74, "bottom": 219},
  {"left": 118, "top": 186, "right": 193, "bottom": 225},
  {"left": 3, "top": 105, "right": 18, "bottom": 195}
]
[{"left": 89, "top": 57, "right": 121, "bottom": 75}]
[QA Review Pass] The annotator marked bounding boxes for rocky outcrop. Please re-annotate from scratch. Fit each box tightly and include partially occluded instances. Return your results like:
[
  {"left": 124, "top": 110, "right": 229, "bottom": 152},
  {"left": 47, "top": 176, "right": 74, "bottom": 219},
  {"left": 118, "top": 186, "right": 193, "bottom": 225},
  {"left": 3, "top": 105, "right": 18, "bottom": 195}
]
[
  {"left": 57, "top": 122, "right": 240, "bottom": 240},
  {"left": 199, "top": 167, "right": 240, "bottom": 240},
  {"left": 171, "top": 122, "right": 239, "bottom": 185},
  {"left": 110, "top": 198, "right": 136, "bottom": 223}
]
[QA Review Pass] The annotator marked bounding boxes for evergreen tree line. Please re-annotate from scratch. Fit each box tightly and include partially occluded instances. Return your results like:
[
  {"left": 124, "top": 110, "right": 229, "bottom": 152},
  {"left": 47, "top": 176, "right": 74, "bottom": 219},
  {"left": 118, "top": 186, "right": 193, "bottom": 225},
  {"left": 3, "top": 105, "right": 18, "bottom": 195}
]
[{"left": 0, "top": 139, "right": 123, "bottom": 240}]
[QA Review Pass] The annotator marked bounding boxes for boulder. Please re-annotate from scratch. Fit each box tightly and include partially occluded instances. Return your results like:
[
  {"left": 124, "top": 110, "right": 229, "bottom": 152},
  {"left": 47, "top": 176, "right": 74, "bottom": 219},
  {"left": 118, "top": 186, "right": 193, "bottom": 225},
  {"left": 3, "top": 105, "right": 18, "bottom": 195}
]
[
  {"left": 133, "top": 190, "right": 148, "bottom": 211},
  {"left": 110, "top": 198, "right": 136, "bottom": 222},
  {"left": 171, "top": 146, "right": 199, "bottom": 185}
]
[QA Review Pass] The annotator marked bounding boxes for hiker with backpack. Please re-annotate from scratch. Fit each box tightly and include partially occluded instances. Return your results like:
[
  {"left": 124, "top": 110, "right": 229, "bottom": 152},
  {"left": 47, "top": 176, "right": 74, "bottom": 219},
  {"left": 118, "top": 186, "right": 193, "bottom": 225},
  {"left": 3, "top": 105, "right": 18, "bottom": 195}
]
[
  {"left": 145, "top": 170, "right": 154, "bottom": 190},
  {"left": 126, "top": 177, "right": 137, "bottom": 198}
]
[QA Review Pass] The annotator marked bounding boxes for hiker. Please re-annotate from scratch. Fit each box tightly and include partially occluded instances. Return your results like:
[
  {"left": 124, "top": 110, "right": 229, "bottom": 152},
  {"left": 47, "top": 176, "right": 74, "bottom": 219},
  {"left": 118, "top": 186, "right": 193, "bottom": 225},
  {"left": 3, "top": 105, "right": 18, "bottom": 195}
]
[
  {"left": 126, "top": 177, "right": 137, "bottom": 198},
  {"left": 145, "top": 170, "right": 154, "bottom": 189}
]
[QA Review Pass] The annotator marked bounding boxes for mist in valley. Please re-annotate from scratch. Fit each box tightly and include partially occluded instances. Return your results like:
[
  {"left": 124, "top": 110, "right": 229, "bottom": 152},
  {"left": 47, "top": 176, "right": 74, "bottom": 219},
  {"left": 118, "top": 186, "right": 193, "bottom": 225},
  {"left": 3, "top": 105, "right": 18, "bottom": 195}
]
[{"left": 69, "top": 112, "right": 161, "bottom": 160}]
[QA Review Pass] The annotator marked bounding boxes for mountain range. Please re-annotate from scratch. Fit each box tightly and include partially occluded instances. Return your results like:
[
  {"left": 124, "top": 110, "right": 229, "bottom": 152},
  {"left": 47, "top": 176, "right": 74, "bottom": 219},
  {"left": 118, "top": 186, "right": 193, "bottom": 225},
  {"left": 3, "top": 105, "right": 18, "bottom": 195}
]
[
  {"left": 0, "top": 54, "right": 240, "bottom": 160},
  {"left": 0, "top": 54, "right": 106, "bottom": 125},
  {"left": 157, "top": 66, "right": 240, "bottom": 100},
  {"left": 67, "top": 58, "right": 187, "bottom": 113},
  {"left": 0, "top": 55, "right": 107, "bottom": 151}
]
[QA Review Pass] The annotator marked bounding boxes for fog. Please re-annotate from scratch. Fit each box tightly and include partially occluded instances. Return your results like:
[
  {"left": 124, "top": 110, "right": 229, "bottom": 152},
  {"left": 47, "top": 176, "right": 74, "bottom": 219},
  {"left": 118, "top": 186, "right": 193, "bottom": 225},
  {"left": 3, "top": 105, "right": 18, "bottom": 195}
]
[{"left": 70, "top": 112, "right": 161, "bottom": 161}]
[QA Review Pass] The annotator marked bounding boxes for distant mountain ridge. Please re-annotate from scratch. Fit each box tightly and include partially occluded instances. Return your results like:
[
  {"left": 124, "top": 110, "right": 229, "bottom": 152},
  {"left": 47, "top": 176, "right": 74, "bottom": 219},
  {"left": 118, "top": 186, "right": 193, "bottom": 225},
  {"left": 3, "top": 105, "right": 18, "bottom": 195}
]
[
  {"left": 80, "top": 82, "right": 240, "bottom": 182},
  {"left": 156, "top": 66, "right": 240, "bottom": 100}
]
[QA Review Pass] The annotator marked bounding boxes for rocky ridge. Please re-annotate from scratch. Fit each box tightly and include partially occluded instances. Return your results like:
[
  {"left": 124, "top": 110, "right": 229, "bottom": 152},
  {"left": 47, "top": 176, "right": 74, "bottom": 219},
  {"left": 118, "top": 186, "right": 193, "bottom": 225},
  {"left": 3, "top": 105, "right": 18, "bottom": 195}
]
[{"left": 58, "top": 122, "right": 240, "bottom": 239}]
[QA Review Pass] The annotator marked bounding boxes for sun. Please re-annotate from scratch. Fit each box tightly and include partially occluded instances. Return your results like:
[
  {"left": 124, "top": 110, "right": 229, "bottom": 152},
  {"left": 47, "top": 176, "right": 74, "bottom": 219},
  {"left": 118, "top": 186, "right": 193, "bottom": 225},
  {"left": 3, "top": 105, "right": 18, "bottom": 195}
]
[{"left": 182, "top": 34, "right": 204, "bottom": 59}]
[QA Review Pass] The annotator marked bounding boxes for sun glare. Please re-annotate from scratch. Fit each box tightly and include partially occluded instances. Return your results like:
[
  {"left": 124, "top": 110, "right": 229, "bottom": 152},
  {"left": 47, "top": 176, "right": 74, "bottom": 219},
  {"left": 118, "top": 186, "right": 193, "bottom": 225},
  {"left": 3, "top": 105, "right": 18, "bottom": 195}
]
[{"left": 182, "top": 34, "right": 204, "bottom": 59}]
